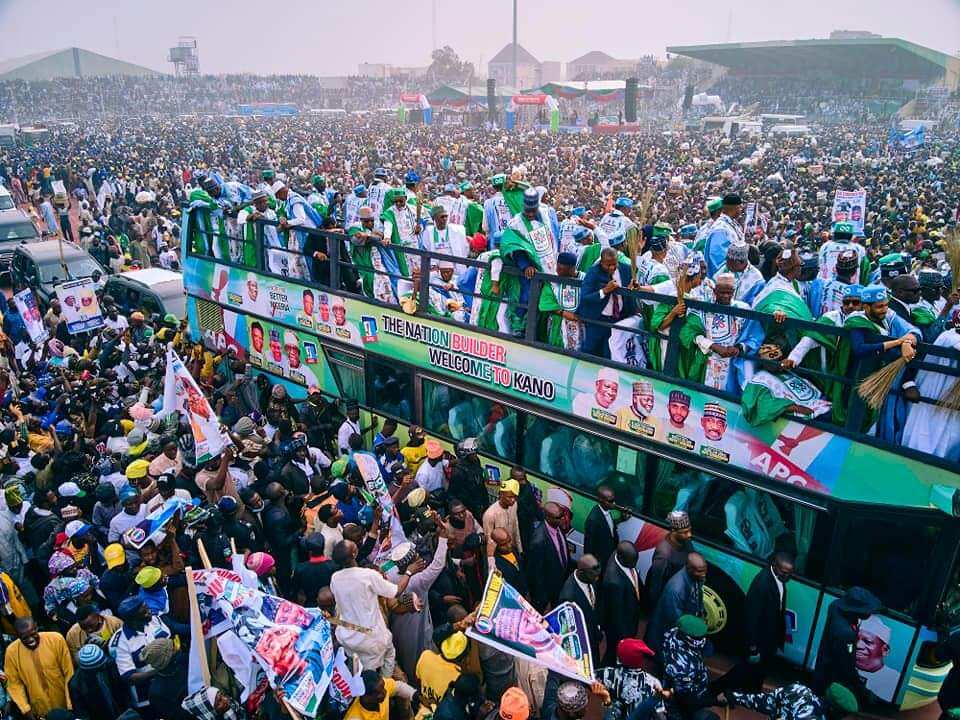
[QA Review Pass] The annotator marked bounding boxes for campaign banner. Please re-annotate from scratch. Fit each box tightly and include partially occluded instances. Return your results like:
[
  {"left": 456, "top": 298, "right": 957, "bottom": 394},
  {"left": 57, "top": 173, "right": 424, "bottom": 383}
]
[
  {"left": 55, "top": 278, "right": 104, "bottom": 334},
  {"left": 185, "top": 261, "right": 959, "bottom": 506},
  {"left": 353, "top": 452, "right": 407, "bottom": 550},
  {"left": 466, "top": 570, "right": 593, "bottom": 682},
  {"left": 888, "top": 125, "right": 925, "bottom": 152},
  {"left": 831, "top": 189, "right": 866, "bottom": 234},
  {"left": 125, "top": 497, "right": 195, "bottom": 550},
  {"left": 12, "top": 289, "right": 47, "bottom": 344},
  {"left": 191, "top": 569, "right": 337, "bottom": 717},
  {"left": 162, "top": 346, "right": 231, "bottom": 464}
]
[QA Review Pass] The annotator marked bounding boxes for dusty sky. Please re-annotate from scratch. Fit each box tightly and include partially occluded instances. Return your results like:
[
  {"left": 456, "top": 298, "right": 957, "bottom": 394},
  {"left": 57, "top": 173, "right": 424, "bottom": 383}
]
[{"left": 1, "top": 0, "right": 958, "bottom": 75}]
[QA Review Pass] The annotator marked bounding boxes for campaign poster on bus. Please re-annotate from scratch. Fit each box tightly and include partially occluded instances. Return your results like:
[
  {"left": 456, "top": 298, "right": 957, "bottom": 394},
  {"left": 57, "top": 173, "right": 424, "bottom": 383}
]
[
  {"left": 55, "top": 278, "right": 104, "bottom": 334},
  {"left": 185, "top": 261, "right": 957, "bottom": 506},
  {"left": 832, "top": 189, "right": 866, "bottom": 234},
  {"left": 12, "top": 289, "right": 48, "bottom": 344}
]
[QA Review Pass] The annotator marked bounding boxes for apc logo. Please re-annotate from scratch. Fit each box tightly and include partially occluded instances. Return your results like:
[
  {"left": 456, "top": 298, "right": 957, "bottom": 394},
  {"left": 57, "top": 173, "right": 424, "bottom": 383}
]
[{"left": 360, "top": 316, "right": 378, "bottom": 343}]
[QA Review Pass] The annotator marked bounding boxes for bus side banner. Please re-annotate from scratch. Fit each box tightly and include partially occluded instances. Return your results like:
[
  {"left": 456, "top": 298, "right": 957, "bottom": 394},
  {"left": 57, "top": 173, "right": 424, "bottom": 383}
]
[{"left": 186, "top": 262, "right": 952, "bottom": 505}]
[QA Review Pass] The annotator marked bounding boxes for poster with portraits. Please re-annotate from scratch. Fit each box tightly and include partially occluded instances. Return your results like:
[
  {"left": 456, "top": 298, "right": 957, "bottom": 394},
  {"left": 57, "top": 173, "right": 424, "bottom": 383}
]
[
  {"left": 832, "top": 189, "right": 867, "bottom": 234},
  {"left": 12, "top": 289, "right": 47, "bottom": 344},
  {"left": 55, "top": 278, "right": 104, "bottom": 334}
]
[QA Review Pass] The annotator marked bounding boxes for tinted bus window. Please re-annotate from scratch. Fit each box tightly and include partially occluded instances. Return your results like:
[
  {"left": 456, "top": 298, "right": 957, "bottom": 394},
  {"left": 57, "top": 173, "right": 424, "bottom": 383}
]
[
  {"left": 521, "top": 415, "right": 646, "bottom": 510},
  {"left": 422, "top": 380, "right": 517, "bottom": 462},
  {"left": 366, "top": 356, "right": 414, "bottom": 421},
  {"left": 834, "top": 514, "right": 943, "bottom": 617},
  {"left": 325, "top": 349, "right": 364, "bottom": 403},
  {"left": 652, "top": 466, "right": 825, "bottom": 579}
]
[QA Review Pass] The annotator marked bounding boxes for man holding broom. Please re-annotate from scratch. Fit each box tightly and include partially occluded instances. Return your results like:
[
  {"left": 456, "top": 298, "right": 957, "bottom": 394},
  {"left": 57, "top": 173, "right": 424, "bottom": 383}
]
[{"left": 835, "top": 284, "right": 921, "bottom": 442}]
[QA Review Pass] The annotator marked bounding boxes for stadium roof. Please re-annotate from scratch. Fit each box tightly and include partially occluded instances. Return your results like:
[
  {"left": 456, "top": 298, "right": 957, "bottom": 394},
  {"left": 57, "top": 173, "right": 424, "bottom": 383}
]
[
  {"left": 0, "top": 47, "right": 163, "bottom": 81},
  {"left": 665, "top": 38, "right": 957, "bottom": 80}
]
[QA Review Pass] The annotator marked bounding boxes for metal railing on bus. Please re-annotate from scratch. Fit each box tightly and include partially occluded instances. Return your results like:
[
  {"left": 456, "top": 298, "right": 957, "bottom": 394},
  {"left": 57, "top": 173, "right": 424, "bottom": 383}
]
[{"left": 184, "top": 216, "right": 960, "bottom": 470}]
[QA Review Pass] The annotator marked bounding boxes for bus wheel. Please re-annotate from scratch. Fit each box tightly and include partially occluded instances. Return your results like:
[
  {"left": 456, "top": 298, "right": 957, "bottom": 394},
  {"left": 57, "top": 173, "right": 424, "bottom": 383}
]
[{"left": 703, "top": 569, "right": 745, "bottom": 653}]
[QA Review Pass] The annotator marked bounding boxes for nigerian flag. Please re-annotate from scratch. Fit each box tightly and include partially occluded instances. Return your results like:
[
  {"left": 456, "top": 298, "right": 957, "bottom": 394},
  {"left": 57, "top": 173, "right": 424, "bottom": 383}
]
[
  {"left": 752, "top": 278, "right": 832, "bottom": 347},
  {"left": 464, "top": 200, "right": 484, "bottom": 236}
]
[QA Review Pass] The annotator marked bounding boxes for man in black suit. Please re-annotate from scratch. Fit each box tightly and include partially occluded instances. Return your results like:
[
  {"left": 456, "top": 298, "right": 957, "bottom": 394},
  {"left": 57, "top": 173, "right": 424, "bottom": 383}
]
[
  {"left": 490, "top": 527, "right": 529, "bottom": 596},
  {"left": 558, "top": 554, "right": 603, "bottom": 660},
  {"left": 713, "top": 552, "right": 794, "bottom": 693},
  {"left": 525, "top": 502, "right": 572, "bottom": 612},
  {"left": 576, "top": 247, "right": 637, "bottom": 358},
  {"left": 600, "top": 541, "right": 643, "bottom": 667},
  {"left": 583, "top": 485, "right": 618, "bottom": 572}
]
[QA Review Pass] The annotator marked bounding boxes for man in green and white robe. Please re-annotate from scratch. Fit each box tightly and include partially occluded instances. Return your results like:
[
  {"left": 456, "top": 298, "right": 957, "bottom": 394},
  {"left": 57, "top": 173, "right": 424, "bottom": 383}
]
[
  {"left": 382, "top": 188, "right": 423, "bottom": 277},
  {"left": 306, "top": 175, "right": 329, "bottom": 220},
  {"left": 499, "top": 187, "right": 561, "bottom": 336},
  {"left": 366, "top": 169, "right": 392, "bottom": 232},
  {"left": 546, "top": 252, "right": 585, "bottom": 351},
  {"left": 680, "top": 273, "right": 763, "bottom": 393},
  {"left": 742, "top": 361, "right": 832, "bottom": 425},
  {"left": 458, "top": 181, "right": 485, "bottom": 237},
  {"left": 347, "top": 206, "right": 399, "bottom": 304},
  {"left": 468, "top": 248, "right": 508, "bottom": 333},
  {"left": 186, "top": 177, "right": 229, "bottom": 260},
  {"left": 235, "top": 190, "right": 276, "bottom": 269}
]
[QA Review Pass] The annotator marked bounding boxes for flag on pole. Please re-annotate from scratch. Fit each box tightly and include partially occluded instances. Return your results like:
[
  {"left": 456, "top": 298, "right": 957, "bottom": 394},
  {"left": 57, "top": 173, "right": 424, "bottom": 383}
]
[{"left": 162, "top": 346, "right": 231, "bottom": 465}]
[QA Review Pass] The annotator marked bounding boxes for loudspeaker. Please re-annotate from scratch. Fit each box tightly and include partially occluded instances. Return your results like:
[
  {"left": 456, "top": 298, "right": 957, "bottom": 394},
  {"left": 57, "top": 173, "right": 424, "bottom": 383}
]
[
  {"left": 682, "top": 84, "right": 694, "bottom": 111},
  {"left": 625, "top": 77, "right": 638, "bottom": 123},
  {"left": 487, "top": 78, "right": 497, "bottom": 122}
]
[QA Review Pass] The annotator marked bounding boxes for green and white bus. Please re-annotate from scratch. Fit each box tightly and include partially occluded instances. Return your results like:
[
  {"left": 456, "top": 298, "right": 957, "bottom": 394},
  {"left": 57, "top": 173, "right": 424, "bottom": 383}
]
[{"left": 182, "top": 214, "right": 960, "bottom": 711}]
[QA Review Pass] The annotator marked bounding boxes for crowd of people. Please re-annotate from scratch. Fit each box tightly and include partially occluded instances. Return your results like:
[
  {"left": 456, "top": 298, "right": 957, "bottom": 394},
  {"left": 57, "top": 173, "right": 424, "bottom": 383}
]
[
  {"left": 0, "top": 75, "right": 415, "bottom": 122},
  {"left": 0, "top": 87, "right": 959, "bottom": 719}
]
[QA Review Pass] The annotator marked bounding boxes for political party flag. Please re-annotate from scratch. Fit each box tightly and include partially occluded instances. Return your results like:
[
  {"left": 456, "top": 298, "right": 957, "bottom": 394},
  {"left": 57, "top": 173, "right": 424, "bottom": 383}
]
[
  {"left": 328, "top": 649, "right": 365, "bottom": 708},
  {"left": 353, "top": 452, "right": 407, "bottom": 550},
  {"left": 124, "top": 496, "right": 194, "bottom": 550},
  {"left": 466, "top": 570, "right": 594, "bottom": 682},
  {"left": 12, "top": 289, "right": 48, "bottom": 344},
  {"left": 162, "top": 345, "right": 231, "bottom": 464},
  {"left": 189, "top": 568, "right": 337, "bottom": 717}
]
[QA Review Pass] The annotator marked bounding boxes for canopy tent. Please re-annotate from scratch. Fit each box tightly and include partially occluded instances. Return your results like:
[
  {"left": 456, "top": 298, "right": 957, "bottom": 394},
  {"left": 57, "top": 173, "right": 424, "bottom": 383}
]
[
  {"left": 426, "top": 84, "right": 521, "bottom": 108},
  {"left": 506, "top": 93, "right": 560, "bottom": 132},
  {"left": 398, "top": 92, "right": 432, "bottom": 124},
  {"left": 530, "top": 80, "right": 652, "bottom": 103}
]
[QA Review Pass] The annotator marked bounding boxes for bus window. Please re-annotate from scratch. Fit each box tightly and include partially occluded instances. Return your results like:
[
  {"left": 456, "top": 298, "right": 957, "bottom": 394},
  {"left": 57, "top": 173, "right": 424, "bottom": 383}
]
[
  {"left": 366, "top": 356, "right": 413, "bottom": 421},
  {"left": 421, "top": 380, "right": 517, "bottom": 462},
  {"left": 652, "top": 469, "right": 825, "bottom": 579},
  {"left": 325, "top": 349, "right": 365, "bottom": 403},
  {"left": 833, "top": 513, "right": 943, "bottom": 617},
  {"left": 521, "top": 416, "right": 645, "bottom": 509}
]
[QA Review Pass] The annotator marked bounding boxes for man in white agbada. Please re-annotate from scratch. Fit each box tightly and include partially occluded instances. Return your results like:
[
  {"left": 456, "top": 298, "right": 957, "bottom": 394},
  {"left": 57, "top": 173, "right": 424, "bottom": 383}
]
[
  {"left": 420, "top": 205, "right": 468, "bottom": 271},
  {"left": 902, "top": 315, "right": 960, "bottom": 461},
  {"left": 714, "top": 243, "right": 765, "bottom": 305},
  {"left": 329, "top": 538, "right": 415, "bottom": 676},
  {"left": 572, "top": 366, "right": 623, "bottom": 421},
  {"left": 237, "top": 191, "right": 283, "bottom": 274},
  {"left": 688, "top": 273, "right": 759, "bottom": 392}
]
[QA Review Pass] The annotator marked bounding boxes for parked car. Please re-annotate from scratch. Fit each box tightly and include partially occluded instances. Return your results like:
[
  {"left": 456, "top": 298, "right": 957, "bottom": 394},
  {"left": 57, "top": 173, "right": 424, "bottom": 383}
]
[
  {"left": 10, "top": 240, "right": 106, "bottom": 308},
  {"left": 0, "top": 185, "right": 16, "bottom": 213},
  {"left": 0, "top": 210, "right": 41, "bottom": 272},
  {"left": 103, "top": 268, "right": 185, "bottom": 319}
]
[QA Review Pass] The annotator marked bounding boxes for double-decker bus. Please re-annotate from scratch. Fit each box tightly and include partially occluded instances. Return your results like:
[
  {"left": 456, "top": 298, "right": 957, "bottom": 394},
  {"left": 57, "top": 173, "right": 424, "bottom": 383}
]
[{"left": 182, "top": 213, "right": 960, "bottom": 710}]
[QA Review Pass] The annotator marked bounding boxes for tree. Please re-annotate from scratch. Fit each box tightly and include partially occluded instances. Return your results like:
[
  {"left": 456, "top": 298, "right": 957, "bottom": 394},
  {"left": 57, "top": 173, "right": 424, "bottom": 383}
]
[{"left": 429, "top": 46, "right": 474, "bottom": 84}]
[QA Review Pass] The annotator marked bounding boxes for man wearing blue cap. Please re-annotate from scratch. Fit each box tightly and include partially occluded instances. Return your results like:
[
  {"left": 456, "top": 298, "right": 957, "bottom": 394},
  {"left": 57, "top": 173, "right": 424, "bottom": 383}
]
[
  {"left": 343, "top": 183, "right": 369, "bottom": 231},
  {"left": 833, "top": 283, "right": 921, "bottom": 434},
  {"left": 784, "top": 284, "right": 863, "bottom": 371},
  {"left": 703, "top": 193, "right": 746, "bottom": 277},
  {"left": 559, "top": 207, "right": 593, "bottom": 256},
  {"left": 546, "top": 252, "right": 585, "bottom": 350},
  {"left": 276, "top": 183, "right": 322, "bottom": 281},
  {"left": 596, "top": 197, "right": 638, "bottom": 252},
  {"left": 500, "top": 186, "right": 562, "bottom": 336},
  {"left": 403, "top": 169, "right": 424, "bottom": 207},
  {"left": 366, "top": 168, "right": 391, "bottom": 231}
]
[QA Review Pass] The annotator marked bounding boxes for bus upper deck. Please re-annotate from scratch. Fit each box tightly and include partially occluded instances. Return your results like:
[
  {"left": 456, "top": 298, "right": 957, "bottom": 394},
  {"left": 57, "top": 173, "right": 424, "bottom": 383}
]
[{"left": 182, "top": 211, "right": 960, "bottom": 709}]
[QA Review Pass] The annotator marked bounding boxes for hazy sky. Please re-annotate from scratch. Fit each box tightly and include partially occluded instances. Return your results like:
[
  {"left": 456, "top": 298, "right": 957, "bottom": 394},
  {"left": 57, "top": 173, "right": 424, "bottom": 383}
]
[{"left": 1, "top": 0, "right": 958, "bottom": 76}]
